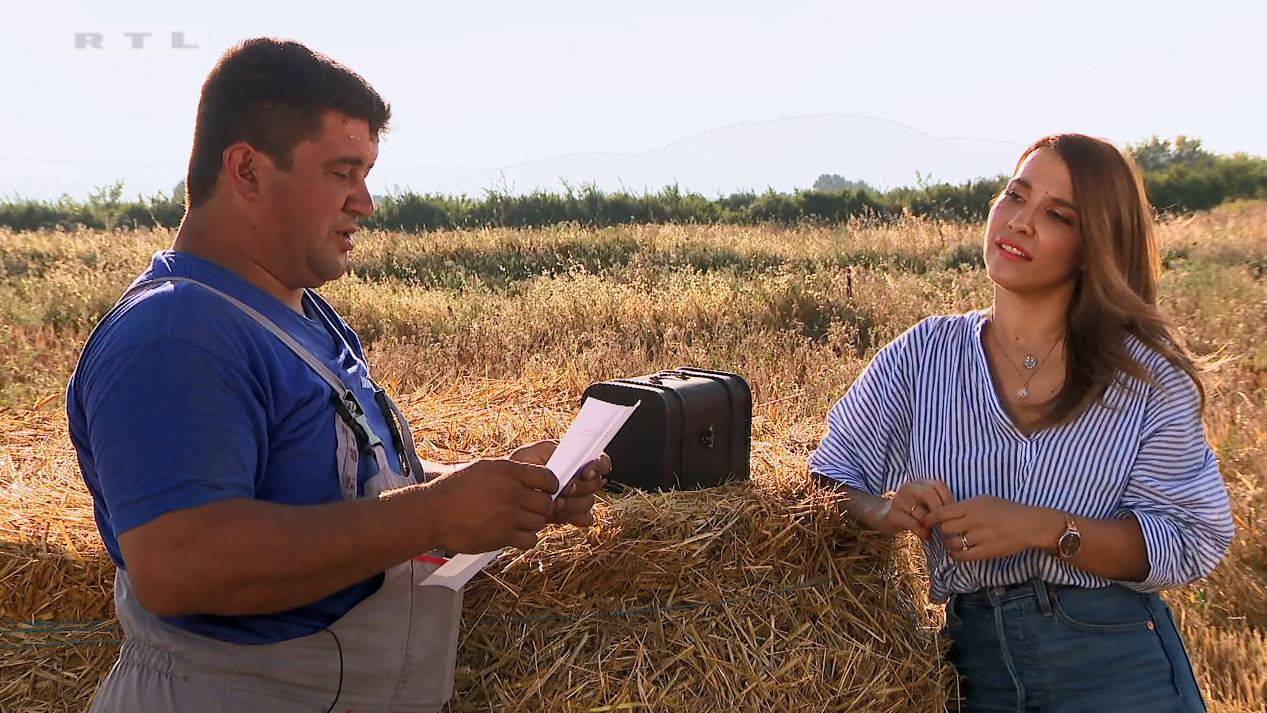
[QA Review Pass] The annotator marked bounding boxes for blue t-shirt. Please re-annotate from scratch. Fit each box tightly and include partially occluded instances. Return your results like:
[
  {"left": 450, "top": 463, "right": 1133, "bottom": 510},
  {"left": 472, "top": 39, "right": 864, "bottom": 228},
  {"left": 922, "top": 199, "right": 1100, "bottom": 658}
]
[{"left": 67, "top": 250, "right": 406, "bottom": 644}]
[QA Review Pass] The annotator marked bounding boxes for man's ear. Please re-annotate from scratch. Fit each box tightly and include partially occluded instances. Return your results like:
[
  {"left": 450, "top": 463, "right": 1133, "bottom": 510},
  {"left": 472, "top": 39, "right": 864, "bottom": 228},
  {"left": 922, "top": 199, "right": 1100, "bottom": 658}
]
[{"left": 221, "top": 142, "right": 268, "bottom": 201}]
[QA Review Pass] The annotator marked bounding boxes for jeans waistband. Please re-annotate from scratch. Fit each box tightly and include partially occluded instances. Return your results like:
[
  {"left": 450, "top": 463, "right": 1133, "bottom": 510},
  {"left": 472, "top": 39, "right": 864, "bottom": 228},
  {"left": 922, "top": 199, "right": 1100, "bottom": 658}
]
[{"left": 950, "top": 578, "right": 1067, "bottom": 611}]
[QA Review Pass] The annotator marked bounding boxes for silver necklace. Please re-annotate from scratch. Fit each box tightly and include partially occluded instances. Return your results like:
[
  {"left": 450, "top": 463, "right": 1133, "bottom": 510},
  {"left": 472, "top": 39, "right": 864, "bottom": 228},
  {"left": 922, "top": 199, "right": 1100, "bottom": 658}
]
[{"left": 988, "top": 321, "right": 1064, "bottom": 400}]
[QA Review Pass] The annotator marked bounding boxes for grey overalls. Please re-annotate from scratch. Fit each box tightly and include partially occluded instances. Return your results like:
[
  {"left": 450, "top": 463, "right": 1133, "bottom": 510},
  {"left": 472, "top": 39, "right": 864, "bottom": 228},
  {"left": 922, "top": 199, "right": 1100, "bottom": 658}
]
[{"left": 88, "top": 277, "right": 463, "bottom": 713}]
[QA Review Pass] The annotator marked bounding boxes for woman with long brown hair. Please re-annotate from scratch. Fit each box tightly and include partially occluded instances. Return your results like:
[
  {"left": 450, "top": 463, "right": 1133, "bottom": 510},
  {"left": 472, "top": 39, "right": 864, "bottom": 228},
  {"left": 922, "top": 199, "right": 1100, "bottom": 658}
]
[{"left": 810, "top": 134, "right": 1233, "bottom": 711}]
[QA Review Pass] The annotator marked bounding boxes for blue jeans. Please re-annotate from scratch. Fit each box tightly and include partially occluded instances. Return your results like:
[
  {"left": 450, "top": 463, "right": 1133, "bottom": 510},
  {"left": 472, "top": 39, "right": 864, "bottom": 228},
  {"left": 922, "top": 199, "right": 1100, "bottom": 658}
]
[{"left": 945, "top": 579, "right": 1206, "bottom": 712}]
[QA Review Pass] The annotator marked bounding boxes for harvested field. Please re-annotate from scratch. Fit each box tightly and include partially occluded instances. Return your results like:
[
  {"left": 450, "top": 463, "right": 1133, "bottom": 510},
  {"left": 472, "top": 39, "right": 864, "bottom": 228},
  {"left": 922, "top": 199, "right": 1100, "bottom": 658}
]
[{"left": 2, "top": 202, "right": 1266, "bottom": 710}]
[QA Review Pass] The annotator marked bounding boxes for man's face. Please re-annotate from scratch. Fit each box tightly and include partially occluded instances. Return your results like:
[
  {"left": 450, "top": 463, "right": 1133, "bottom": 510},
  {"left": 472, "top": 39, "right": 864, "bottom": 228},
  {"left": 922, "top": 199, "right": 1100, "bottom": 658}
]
[{"left": 255, "top": 110, "right": 378, "bottom": 289}]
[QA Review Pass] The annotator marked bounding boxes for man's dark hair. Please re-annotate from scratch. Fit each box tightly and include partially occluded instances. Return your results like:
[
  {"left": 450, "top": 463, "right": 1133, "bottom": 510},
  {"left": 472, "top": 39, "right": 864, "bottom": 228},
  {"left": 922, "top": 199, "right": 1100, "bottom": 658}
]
[{"left": 185, "top": 37, "right": 391, "bottom": 209}]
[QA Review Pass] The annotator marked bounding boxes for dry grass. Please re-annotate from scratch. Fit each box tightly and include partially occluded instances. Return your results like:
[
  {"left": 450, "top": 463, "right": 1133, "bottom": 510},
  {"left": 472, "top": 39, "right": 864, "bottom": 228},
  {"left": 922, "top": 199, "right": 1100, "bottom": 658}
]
[{"left": 1, "top": 201, "right": 1265, "bottom": 710}]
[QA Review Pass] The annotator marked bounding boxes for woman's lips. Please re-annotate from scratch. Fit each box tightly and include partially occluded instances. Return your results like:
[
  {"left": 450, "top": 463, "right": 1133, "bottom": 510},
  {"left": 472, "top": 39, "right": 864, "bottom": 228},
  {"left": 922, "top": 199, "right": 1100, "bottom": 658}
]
[{"left": 994, "top": 239, "right": 1031, "bottom": 262}]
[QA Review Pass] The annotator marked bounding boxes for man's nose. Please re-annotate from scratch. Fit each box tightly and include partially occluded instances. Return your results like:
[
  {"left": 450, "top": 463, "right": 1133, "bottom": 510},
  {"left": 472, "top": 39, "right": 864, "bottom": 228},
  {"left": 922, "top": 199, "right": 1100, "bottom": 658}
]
[{"left": 345, "top": 178, "right": 374, "bottom": 217}]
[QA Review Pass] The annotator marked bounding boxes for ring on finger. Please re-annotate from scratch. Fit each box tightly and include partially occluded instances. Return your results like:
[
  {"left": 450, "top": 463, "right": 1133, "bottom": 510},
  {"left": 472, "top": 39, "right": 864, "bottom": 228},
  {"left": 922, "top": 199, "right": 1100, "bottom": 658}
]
[{"left": 960, "top": 534, "right": 971, "bottom": 551}]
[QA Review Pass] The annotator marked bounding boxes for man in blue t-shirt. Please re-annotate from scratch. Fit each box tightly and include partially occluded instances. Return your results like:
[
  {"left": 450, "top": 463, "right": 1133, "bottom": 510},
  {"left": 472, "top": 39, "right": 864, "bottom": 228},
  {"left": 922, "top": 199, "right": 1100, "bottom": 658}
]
[{"left": 69, "top": 38, "right": 609, "bottom": 712}]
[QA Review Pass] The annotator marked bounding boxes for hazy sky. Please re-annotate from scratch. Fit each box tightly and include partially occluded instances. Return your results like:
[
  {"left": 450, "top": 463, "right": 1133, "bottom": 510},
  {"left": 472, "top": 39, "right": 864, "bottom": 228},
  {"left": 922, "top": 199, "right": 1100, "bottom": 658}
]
[{"left": 2, "top": 0, "right": 1263, "bottom": 200}]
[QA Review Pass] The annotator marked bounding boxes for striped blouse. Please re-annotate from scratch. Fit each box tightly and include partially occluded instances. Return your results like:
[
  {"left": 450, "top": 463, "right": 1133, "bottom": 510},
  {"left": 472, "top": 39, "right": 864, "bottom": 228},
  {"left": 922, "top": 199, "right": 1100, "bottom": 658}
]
[{"left": 808, "top": 310, "right": 1235, "bottom": 603}]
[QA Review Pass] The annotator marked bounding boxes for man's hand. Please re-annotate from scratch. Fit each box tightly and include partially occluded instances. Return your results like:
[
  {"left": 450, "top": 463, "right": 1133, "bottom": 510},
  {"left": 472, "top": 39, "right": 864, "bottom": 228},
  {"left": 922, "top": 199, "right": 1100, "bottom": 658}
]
[
  {"left": 509, "top": 440, "right": 611, "bottom": 528},
  {"left": 874, "top": 479, "right": 954, "bottom": 540},
  {"left": 549, "top": 454, "right": 609, "bottom": 527},
  {"left": 508, "top": 440, "right": 557, "bottom": 466},
  {"left": 922, "top": 495, "right": 1061, "bottom": 561},
  {"left": 423, "top": 458, "right": 558, "bottom": 553}
]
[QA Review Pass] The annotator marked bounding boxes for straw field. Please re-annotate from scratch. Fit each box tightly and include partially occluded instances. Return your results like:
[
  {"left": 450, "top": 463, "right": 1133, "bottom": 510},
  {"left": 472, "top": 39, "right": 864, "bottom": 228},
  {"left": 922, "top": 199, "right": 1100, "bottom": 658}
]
[{"left": 2, "top": 201, "right": 1266, "bottom": 711}]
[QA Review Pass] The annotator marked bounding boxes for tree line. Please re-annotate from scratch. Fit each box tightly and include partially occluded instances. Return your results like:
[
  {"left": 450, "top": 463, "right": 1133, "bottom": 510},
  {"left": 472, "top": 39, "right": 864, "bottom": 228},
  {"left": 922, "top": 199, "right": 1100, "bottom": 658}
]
[{"left": 3, "top": 136, "right": 1264, "bottom": 232}]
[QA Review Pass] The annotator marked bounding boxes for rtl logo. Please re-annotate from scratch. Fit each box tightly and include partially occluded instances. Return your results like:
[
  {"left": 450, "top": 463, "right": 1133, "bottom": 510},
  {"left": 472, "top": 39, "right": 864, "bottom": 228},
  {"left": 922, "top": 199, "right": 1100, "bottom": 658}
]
[{"left": 71, "top": 29, "right": 207, "bottom": 58}]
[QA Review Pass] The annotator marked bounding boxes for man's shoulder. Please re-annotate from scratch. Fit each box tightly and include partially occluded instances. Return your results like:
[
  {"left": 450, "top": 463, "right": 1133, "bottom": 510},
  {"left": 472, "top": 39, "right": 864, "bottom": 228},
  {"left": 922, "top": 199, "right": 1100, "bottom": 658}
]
[
  {"left": 66, "top": 281, "right": 273, "bottom": 436},
  {"left": 71, "top": 281, "right": 279, "bottom": 405},
  {"left": 97, "top": 280, "right": 270, "bottom": 359}
]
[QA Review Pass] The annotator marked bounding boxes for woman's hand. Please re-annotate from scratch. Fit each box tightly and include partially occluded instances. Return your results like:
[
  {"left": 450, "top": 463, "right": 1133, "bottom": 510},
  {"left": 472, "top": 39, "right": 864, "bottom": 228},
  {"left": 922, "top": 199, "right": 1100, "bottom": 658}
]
[
  {"left": 922, "top": 496, "right": 1062, "bottom": 561},
  {"left": 875, "top": 479, "right": 955, "bottom": 540}
]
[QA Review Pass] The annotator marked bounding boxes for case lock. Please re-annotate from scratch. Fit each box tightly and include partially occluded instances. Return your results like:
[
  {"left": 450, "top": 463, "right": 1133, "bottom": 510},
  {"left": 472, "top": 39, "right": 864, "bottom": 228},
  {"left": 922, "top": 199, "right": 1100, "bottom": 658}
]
[{"left": 700, "top": 424, "right": 716, "bottom": 449}]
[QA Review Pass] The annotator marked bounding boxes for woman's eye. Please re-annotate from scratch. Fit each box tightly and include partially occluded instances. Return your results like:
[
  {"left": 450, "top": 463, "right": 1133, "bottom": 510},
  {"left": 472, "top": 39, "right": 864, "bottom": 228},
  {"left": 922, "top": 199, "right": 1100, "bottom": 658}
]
[
  {"left": 1004, "top": 189, "right": 1022, "bottom": 201},
  {"left": 1048, "top": 210, "right": 1070, "bottom": 224}
]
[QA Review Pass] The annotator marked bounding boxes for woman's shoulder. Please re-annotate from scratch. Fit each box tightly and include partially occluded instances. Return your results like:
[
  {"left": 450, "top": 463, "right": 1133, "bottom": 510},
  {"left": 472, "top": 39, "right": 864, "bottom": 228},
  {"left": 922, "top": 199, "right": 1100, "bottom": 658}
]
[
  {"left": 890, "top": 310, "right": 986, "bottom": 353},
  {"left": 865, "top": 311, "right": 984, "bottom": 381},
  {"left": 1120, "top": 332, "right": 1202, "bottom": 411}
]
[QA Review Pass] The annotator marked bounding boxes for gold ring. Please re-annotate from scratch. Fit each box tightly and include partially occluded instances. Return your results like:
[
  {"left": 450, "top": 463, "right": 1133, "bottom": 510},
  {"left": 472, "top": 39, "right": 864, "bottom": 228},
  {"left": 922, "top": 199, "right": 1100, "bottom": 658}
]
[{"left": 960, "top": 534, "right": 971, "bottom": 551}]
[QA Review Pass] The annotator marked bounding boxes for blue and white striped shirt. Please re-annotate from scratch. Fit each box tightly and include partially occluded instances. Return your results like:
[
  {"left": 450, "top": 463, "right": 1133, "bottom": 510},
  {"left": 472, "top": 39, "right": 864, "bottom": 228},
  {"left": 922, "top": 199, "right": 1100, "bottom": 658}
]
[{"left": 809, "top": 310, "right": 1234, "bottom": 603}]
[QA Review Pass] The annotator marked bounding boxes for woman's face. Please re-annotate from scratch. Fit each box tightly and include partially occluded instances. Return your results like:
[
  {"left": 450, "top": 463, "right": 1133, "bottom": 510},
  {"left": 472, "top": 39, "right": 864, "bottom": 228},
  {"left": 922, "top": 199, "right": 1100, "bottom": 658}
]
[{"left": 983, "top": 147, "right": 1084, "bottom": 296}]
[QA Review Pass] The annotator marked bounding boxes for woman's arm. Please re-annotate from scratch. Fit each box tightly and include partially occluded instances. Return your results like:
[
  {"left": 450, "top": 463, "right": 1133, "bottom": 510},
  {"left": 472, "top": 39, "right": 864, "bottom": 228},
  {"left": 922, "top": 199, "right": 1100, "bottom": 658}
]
[
  {"left": 925, "top": 498, "right": 1149, "bottom": 581},
  {"left": 1111, "top": 368, "right": 1234, "bottom": 590},
  {"left": 809, "top": 321, "right": 929, "bottom": 493},
  {"left": 814, "top": 473, "right": 952, "bottom": 541},
  {"left": 1034, "top": 509, "right": 1149, "bottom": 582},
  {"left": 812, "top": 475, "right": 890, "bottom": 530},
  {"left": 810, "top": 320, "right": 947, "bottom": 539}
]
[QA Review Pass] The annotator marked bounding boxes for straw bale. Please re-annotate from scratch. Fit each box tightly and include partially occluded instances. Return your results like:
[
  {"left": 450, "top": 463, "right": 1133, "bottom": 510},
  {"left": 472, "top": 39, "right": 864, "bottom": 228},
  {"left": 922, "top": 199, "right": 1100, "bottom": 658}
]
[
  {"left": 1, "top": 406, "right": 122, "bottom": 712},
  {"left": 449, "top": 477, "right": 951, "bottom": 712}
]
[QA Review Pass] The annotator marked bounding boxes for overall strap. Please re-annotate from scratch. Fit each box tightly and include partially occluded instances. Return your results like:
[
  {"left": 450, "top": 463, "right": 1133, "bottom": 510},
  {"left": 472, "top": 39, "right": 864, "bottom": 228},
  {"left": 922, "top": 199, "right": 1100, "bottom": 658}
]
[
  {"left": 380, "top": 392, "right": 430, "bottom": 482},
  {"left": 305, "top": 290, "right": 424, "bottom": 482},
  {"left": 127, "top": 277, "right": 388, "bottom": 460}
]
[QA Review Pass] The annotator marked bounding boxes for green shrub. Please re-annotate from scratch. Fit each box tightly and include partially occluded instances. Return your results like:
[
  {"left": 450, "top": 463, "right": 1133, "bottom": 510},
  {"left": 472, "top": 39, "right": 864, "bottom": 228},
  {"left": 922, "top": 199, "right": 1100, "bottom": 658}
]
[{"left": 4, "top": 138, "right": 1264, "bottom": 232}]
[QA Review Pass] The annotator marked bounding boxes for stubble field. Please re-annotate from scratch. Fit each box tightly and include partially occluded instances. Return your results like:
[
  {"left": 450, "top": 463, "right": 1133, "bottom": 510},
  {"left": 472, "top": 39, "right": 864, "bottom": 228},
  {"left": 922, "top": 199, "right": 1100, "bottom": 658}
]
[{"left": 2, "top": 202, "right": 1265, "bottom": 711}]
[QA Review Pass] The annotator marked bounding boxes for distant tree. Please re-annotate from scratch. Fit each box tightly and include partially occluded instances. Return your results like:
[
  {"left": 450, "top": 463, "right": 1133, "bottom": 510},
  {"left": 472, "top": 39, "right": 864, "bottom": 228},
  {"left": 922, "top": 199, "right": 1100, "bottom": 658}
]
[
  {"left": 86, "top": 182, "right": 126, "bottom": 230},
  {"left": 1128, "top": 135, "right": 1216, "bottom": 171},
  {"left": 1172, "top": 136, "right": 1216, "bottom": 167},
  {"left": 1130, "top": 136, "right": 1172, "bottom": 171},
  {"left": 812, "top": 174, "right": 874, "bottom": 193}
]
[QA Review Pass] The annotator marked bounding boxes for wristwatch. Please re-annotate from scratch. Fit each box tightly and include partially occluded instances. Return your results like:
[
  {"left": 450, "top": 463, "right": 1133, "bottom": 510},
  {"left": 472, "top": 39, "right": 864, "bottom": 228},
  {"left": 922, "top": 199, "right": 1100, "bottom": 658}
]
[{"left": 1056, "top": 513, "right": 1082, "bottom": 559}]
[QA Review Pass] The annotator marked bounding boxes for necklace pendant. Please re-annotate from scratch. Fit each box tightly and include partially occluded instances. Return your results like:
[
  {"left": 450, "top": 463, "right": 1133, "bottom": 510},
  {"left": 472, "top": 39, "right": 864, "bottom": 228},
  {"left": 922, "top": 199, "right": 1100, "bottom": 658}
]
[
  {"left": 1017, "top": 385, "right": 1030, "bottom": 399},
  {"left": 1023, "top": 355, "right": 1039, "bottom": 370}
]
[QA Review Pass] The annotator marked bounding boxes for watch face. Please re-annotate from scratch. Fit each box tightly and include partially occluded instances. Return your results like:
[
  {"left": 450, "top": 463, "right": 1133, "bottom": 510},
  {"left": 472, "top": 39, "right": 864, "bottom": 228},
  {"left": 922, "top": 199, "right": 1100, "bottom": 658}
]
[{"left": 1059, "top": 531, "right": 1082, "bottom": 558}]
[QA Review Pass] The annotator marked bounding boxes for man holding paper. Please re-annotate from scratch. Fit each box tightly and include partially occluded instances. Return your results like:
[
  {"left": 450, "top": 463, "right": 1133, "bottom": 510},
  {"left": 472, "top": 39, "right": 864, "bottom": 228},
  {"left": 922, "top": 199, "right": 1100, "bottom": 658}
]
[
  {"left": 68, "top": 38, "right": 610, "bottom": 712},
  {"left": 427, "top": 397, "right": 638, "bottom": 590}
]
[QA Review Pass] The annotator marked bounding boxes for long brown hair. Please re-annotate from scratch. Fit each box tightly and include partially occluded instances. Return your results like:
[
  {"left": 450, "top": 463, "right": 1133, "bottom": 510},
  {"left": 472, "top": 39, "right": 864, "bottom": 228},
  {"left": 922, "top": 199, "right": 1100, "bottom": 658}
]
[{"left": 1016, "top": 134, "right": 1205, "bottom": 424}]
